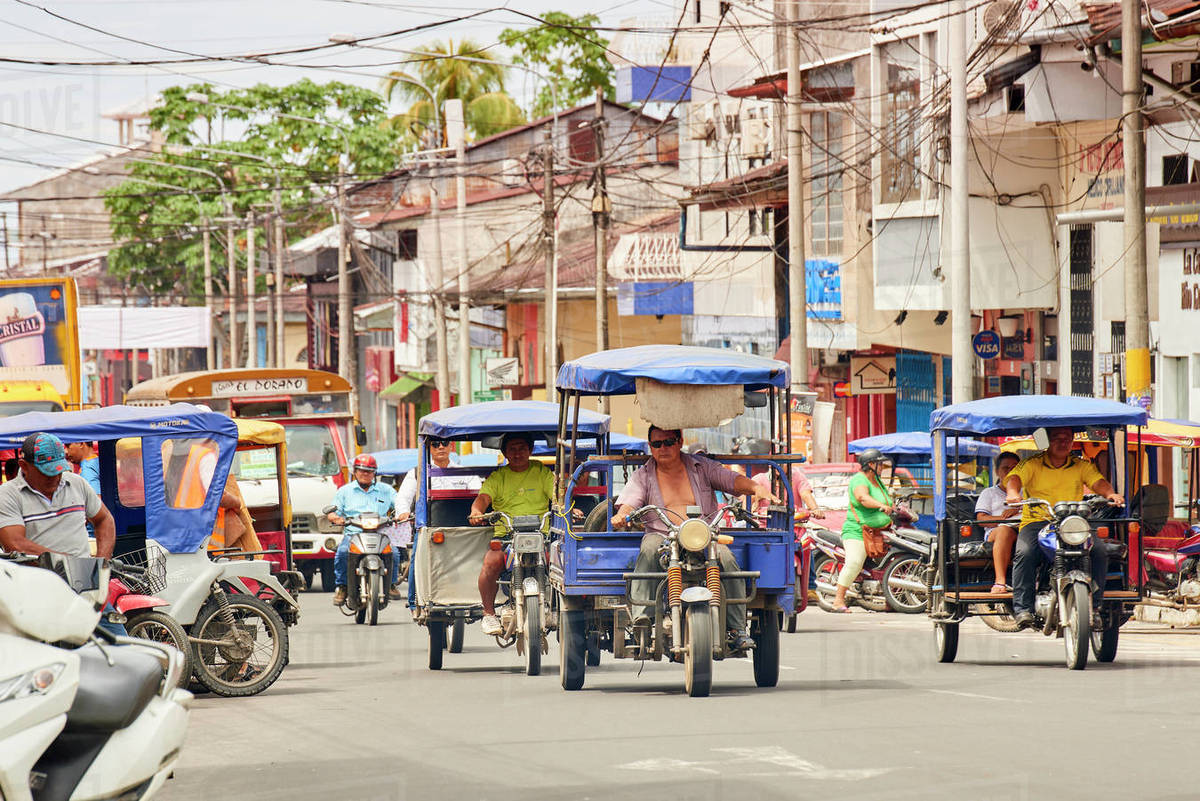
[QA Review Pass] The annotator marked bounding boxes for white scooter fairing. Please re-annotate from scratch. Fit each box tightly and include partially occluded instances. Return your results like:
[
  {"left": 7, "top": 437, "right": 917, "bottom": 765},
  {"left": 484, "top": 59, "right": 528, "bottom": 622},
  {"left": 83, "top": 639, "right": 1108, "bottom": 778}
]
[{"left": 152, "top": 540, "right": 299, "bottom": 626}]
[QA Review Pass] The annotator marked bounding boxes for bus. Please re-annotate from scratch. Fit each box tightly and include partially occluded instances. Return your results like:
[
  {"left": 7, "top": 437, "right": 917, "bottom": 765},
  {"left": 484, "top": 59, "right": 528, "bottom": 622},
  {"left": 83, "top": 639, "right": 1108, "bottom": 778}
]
[{"left": 125, "top": 368, "right": 366, "bottom": 590}]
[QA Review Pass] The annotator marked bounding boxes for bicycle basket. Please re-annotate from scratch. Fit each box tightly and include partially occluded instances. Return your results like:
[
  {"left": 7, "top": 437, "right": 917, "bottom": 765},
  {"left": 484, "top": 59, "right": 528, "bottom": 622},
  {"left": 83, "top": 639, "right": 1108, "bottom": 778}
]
[{"left": 117, "top": 545, "right": 168, "bottom": 595}]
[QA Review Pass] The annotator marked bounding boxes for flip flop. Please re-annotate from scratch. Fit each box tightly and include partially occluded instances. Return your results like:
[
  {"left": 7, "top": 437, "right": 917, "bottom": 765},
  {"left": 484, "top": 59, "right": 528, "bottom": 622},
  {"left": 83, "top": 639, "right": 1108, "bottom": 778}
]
[
  {"left": 990, "top": 583, "right": 1010, "bottom": 594},
  {"left": 829, "top": 605, "right": 852, "bottom": 614}
]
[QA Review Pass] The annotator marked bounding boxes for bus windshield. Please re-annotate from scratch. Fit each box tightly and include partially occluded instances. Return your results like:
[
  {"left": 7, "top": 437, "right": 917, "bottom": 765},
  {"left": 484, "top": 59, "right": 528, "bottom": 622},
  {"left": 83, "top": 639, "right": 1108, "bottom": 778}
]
[
  {"left": 0, "top": 400, "right": 64, "bottom": 416},
  {"left": 284, "top": 424, "right": 340, "bottom": 477}
]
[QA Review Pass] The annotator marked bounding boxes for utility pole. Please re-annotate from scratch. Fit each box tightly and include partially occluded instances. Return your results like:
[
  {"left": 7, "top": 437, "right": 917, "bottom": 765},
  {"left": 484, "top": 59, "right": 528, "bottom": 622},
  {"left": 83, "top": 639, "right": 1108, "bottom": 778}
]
[
  {"left": 274, "top": 186, "right": 286, "bottom": 367},
  {"left": 950, "top": 0, "right": 972, "bottom": 402},
  {"left": 202, "top": 225, "right": 214, "bottom": 369},
  {"left": 430, "top": 165, "right": 450, "bottom": 408},
  {"left": 266, "top": 222, "right": 276, "bottom": 369},
  {"left": 1122, "top": 0, "right": 1150, "bottom": 407},
  {"left": 592, "top": 88, "right": 611, "bottom": 414},
  {"left": 786, "top": 0, "right": 807, "bottom": 390},
  {"left": 449, "top": 99, "right": 471, "bottom": 406},
  {"left": 543, "top": 128, "right": 557, "bottom": 393},
  {"left": 246, "top": 211, "right": 257, "bottom": 368},
  {"left": 226, "top": 214, "right": 238, "bottom": 369}
]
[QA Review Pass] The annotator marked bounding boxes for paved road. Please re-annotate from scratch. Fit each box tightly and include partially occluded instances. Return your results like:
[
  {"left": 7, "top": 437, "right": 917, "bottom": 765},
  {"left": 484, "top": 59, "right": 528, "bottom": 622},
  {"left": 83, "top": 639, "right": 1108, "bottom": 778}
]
[{"left": 167, "top": 593, "right": 1200, "bottom": 801}]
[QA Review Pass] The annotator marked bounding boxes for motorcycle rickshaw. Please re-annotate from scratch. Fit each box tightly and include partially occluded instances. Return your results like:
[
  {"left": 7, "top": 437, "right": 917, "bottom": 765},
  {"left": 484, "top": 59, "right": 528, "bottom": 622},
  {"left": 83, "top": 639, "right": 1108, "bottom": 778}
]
[
  {"left": 411, "top": 400, "right": 610, "bottom": 673},
  {"left": 552, "top": 345, "right": 799, "bottom": 697},
  {"left": 224, "top": 418, "right": 300, "bottom": 584},
  {"left": 928, "top": 395, "right": 1147, "bottom": 670},
  {"left": 0, "top": 404, "right": 297, "bottom": 696}
]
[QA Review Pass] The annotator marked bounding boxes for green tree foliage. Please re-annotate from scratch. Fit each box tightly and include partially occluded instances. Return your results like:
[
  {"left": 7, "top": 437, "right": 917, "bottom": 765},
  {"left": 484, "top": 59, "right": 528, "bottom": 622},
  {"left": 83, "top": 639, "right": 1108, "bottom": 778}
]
[
  {"left": 105, "top": 79, "right": 399, "bottom": 298},
  {"left": 382, "top": 38, "right": 526, "bottom": 146},
  {"left": 498, "top": 13, "right": 615, "bottom": 118}
]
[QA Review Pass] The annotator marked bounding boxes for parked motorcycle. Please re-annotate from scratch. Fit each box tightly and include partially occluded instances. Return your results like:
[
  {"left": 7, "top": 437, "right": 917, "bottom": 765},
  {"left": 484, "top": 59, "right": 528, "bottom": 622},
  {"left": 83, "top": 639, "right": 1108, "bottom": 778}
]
[
  {"left": 0, "top": 553, "right": 192, "bottom": 801},
  {"left": 806, "top": 503, "right": 925, "bottom": 613},
  {"left": 321, "top": 506, "right": 396, "bottom": 626},
  {"left": 481, "top": 511, "right": 549, "bottom": 676},
  {"left": 1136, "top": 502, "right": 1200, "bottom": 608}
]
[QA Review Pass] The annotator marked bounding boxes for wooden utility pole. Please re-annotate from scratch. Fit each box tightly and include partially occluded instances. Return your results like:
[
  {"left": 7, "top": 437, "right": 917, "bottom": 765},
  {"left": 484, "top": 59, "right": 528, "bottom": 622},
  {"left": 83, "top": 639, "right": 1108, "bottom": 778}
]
[
  {"left": 246, "top": 210, "right": 257, "bottom": 368},
  {"left": 543, "top": 128, "right": 557, "bottom": 393},
  {"left": 1122, "top": 0, "right": 1150, "bottom": 407},
  {"left": 592, "top": 88, "right": 611, "bottom": 413},
  {"left": 786, "top": 0, "right": 807, "bottom": 390}
]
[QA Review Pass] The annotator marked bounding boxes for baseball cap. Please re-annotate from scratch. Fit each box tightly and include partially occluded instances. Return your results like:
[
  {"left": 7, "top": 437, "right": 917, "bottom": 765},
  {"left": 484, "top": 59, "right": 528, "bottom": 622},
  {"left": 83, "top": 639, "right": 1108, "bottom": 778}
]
[{"left": 21, "top": 433, "right": 71, "bottom": 477}]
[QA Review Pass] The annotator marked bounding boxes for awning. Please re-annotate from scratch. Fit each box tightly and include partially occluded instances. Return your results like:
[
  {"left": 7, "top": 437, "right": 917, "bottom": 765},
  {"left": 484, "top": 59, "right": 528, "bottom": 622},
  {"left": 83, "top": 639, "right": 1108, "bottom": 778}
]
[{"left": 380, "top": 371, "right": 433, "bottom": 400}]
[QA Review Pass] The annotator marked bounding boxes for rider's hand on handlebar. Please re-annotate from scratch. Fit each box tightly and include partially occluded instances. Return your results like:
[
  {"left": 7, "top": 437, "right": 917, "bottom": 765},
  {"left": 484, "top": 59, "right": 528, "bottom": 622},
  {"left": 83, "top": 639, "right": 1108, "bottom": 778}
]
[
  {"left": 468, "top": 512, "right": 486, "bottom": 526},
  {"left": 751, "top": 485, "right": 780, "bottom": 507},
  {"left": 328, "top": 513, "right": 346, "bottom": 526},
  {"left": 808, "top": 507, "right": 825, "bottom": 519},
  {"left": 611, "top": 513, "right": 628, "bottom": 529},
  {"left": 1106, "top": 492, "right": 1125, "bottom": 506}
]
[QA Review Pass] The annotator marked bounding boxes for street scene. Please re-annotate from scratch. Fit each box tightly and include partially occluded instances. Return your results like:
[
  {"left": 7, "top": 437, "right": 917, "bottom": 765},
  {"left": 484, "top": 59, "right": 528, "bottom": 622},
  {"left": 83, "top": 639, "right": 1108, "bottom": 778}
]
[{"left": 2, "top": 0, "right": 1200, "bottom": 799}]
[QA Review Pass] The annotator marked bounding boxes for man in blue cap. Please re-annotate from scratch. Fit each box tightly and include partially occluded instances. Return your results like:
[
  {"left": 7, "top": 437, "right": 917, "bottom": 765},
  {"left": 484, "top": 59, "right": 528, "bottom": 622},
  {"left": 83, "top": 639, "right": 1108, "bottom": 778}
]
[{"left": 0, "top": 432, "right": 116, "bottom": 559}]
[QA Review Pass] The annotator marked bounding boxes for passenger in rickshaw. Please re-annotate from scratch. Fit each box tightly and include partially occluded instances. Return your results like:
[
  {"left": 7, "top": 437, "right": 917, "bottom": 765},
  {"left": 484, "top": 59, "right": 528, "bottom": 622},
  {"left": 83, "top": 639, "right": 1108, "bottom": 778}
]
[
  {"left": 1004, "top": 427, "right": 1123, "bottom": 630},
  {"left": 468, "top": 432, "right": 555, "bottom": 635},
  {"left": 65, "top": 440, "right": 100, "bottom": 495},
  {"left": 974, "top": 451, "right": 1021, "bottom": 593},
  {"left": 751, "top": 463, "right": 824, "bottom": 518},
  {"left": 326, "top": 454, "right": 397, "bottom": 606},
  {"left": 610, "top": 425, "right": 778, "bottom": 650}
]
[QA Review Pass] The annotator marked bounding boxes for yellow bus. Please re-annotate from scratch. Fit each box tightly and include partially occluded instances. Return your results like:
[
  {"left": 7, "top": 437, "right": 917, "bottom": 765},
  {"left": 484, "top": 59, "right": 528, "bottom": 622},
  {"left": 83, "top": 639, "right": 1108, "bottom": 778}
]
[{"left": 126, "top": 368, "right": 365, "bottom": 590}]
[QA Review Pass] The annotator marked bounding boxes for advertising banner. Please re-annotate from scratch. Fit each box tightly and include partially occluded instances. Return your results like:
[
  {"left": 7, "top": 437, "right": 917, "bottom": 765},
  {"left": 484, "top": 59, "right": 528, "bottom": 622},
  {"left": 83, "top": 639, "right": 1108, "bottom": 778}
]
[{"left": 0, "top": 278, "right": 80, "bottom": 405}]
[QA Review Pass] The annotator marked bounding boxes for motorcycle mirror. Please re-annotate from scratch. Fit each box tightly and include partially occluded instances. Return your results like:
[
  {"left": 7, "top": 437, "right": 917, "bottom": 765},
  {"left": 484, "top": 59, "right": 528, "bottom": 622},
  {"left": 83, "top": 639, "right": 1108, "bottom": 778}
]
[
  {"left": 355, "top": 424, "right": 368, "bottom": 447},
  {"left": 322, "top": 504, "right": 337, "bottom": 515},
  {"left": 1032, "top": 427, "right": 1050, "bottom": 450}
]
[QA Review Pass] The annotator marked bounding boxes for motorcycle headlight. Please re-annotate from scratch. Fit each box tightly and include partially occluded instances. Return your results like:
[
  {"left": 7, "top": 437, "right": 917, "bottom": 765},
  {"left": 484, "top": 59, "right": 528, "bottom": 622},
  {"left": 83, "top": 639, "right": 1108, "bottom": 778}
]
[
  {"left": 1059, "top": 515, "right": 1091, "bottom": 546},
  {"left": 324, "top": 537, "right": 339, "bottom": 552},
  {"left": 677, "top": 519, "right": 713, "bottom": 552}
]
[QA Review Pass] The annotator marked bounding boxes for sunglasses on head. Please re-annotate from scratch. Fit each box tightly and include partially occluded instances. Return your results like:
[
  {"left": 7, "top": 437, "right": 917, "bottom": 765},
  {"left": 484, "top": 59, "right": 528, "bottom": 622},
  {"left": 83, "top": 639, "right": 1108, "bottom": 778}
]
[
  {"left": 649, "top": 436, "right": 679, "bottom": 449},
  {"left": 429, "top": 439, "right": 451, "bottom": 447}
]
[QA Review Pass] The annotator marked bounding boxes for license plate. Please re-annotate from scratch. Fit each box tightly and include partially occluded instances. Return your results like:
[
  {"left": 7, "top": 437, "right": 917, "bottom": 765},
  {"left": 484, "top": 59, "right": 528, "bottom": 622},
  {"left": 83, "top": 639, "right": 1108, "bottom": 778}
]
[
  {"left": 513, "top": 533, "right": 543, "bottom": 553},
  {"left": 595, "top": 595, "right": 625, "bottom": 609}
]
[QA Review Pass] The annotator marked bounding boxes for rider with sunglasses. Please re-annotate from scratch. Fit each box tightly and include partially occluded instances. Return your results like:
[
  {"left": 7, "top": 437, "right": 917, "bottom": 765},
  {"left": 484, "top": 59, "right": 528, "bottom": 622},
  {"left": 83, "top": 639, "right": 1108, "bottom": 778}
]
[{"left": 611, "top": 424, "right": 778, "bottom": 651}]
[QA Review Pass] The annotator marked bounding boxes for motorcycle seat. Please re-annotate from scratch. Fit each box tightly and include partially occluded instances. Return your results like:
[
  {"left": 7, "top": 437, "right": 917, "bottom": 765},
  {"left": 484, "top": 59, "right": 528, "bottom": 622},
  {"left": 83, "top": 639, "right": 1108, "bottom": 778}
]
[
  {"left": 893, "top": 529, "right": 935, "bottom": 545},
  {"left": 66, "top": 644, "right": 162, "bottom": 732},
  {"left": 814, "top": 528, "right": 843, "bottom": 548}
]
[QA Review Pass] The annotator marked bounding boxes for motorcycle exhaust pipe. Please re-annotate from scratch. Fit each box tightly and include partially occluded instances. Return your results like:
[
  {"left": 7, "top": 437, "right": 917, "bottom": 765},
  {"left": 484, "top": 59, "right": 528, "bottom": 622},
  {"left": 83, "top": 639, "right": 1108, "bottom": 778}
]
[
  {"left": 887, "top": 576, "right": 928, "bottom": 593},
  {"left": 815, "top": 579, "right": 860, "bottom": 598}
]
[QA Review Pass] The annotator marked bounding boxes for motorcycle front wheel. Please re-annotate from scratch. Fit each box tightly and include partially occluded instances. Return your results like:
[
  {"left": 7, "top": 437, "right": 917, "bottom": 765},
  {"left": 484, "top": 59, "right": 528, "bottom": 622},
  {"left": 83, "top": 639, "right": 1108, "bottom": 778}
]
[
  {"left": 191, "top": 594, "right": 288, "bottom": 697},
  {"left": 1064, "top": 583, "right": 1091, "bottom": 670},
  {"left": 883, "top": 556, "right": 927, "bottom": 614},
  {"left": 524, "top": 600, "right": 542, "bottom": 676},
  {"left": 127, "top": 610, "right": 192, "bottom": 682},
  {"left": 683, "top": 605, "right": 713, "bottom": 698},
  {"left": 367, "top": 572, "right": 381, "bottom": 626}
]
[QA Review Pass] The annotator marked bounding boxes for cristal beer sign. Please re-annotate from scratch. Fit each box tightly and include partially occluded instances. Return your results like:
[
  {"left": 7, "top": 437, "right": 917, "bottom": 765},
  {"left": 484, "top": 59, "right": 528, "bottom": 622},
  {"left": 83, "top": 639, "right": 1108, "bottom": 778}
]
[{"left": 0, "top": 292, "right": 47, "bottom": 367}]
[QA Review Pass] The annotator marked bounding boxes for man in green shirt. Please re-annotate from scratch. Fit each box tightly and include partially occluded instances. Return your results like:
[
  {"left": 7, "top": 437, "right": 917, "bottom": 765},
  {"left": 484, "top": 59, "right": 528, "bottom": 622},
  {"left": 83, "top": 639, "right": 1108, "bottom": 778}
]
[{"left": 469, "top": 432, "right": 555, "bottom": 635}]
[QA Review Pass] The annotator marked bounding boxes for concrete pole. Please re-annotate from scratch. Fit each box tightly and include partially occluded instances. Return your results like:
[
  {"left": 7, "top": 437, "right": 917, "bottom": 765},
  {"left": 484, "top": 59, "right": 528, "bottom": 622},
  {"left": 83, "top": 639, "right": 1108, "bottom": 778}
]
[
  {"left": 265, "top": 230, "right": 276, "bottom": 369},
  {"left": 950, "top": 0, "right": 973, "bottom": 402},
  {"left": 202, "top": 226, "right": 214, "bottom": 369},
  {"left": 786, "top": 0, "right": 807, "bottom": 390},
  {"left": 543, "top": 129, "right": 557, "bottom": 392},
  {"left": 337, "top": 171, "right": 353, "bottom": 396},
  {"left": 593, "top": 88, "right": 611, "bottom": 414},
  {"left": 245, "top": 211, "right": 257, "bottom": 368},
  {"left": 226, "top": 216, "right": 238, "bottom": 368},
  {"left": 1122, "top": 0, "right": 1150, "bottom": 406},
  {"left": 274, "top": 187, "right": 286, "bottom": 367},
  {"left": 456, "top": 138, "right": 471, "bottom": 405},
  {"left": 430, "top": 167, "right": 451, "bottom": 408}
]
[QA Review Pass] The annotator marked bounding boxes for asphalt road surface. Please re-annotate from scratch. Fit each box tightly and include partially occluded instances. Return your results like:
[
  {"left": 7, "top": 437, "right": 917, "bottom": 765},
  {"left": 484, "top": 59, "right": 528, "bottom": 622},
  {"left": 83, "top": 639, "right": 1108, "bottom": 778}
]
[{"left": 166, "top": 592, "right": 1200, "bottom": 801}]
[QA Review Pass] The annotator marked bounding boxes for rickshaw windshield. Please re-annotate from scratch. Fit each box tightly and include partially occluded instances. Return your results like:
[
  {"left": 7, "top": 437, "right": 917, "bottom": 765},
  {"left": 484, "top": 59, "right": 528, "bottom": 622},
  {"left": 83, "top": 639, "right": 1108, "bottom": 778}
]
[{"left": 284, "top": 424, "right": 340, "bottom": 477}]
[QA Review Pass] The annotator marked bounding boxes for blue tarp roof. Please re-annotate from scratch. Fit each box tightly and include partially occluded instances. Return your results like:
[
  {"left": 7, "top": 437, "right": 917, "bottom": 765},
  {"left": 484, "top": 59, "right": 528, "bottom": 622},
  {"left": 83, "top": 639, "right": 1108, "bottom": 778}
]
[
  {"left": 418, "top": 400, "right": 609, "bottom": 440},
  {"left": 0, "top": 404, "right": 237, "bottom": 555},
  {"left": 929, "top": 395, "right": 1148, "bottom": 436},
  {"left": 368, "top": 448, "right": 419, "bottom": 476},
  {"left": 849, "top": 432, "right": 1000, "bottom": 459},
  {"left": 556, "top": 345, "right": 789, "bottom": 395},
  {"left": 532, "top": 433, "right": 649, "bottom": 456}
]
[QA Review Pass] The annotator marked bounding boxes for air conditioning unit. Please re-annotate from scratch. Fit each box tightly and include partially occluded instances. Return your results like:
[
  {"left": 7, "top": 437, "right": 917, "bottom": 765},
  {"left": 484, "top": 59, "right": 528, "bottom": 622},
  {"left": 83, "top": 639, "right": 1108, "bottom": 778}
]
[
  {"left": 497, "top": 158, "right": 525, "bottom": 188},
  {"left": 980, "top": 0, "right": 1019, "bottom": 37},
  {"left": 741, "top": 114, "right": 769, "bottom": 159}
]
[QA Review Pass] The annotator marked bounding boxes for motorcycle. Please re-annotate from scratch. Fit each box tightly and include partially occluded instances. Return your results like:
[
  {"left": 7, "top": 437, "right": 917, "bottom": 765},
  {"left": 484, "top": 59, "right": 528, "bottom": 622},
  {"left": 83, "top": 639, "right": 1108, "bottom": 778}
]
[
  {"left": 322, "top": 506, "right": 397, "bottom": 626},
  {"left": 805, "top": 503, "right": 925, "bottom": 613},
  {"left": 0, "top": 553, "right": 191, "bottom": 801},
  {"left": 479, "top": 511, "right": 549, "bottom": 676},
  {"left": 1136, "top": 501, "right": 1200, "bottom": 608}
]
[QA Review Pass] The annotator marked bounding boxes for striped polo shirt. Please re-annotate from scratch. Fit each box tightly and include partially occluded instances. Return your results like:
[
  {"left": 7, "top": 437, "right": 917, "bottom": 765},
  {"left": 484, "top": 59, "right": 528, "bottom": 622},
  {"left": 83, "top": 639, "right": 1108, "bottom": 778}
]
[{"left": 0, "top": 471, "right": 102, "bottom": 556}]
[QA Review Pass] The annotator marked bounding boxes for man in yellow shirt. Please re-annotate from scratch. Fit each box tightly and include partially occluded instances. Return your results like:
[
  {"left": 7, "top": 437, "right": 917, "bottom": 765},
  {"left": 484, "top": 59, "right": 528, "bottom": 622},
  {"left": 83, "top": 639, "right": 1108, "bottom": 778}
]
[
  {"left": 469, "top": 432, "right": 555, "bottom": 635},
  {"left": 1004, "top": 427, "right": 1123, "bottom": 629}
]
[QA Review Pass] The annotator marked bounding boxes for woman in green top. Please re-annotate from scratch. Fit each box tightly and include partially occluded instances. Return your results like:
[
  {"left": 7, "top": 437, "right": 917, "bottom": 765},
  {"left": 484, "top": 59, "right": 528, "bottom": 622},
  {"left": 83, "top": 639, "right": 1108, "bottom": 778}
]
[{"left": 832, "top": 448, "right": 894, "bottom": 613}]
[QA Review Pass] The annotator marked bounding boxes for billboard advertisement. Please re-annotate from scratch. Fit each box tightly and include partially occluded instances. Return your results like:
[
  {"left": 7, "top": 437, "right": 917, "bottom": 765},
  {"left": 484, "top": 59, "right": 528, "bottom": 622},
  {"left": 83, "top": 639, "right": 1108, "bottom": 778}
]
[{"left": 0, "top": 278, "right": 81, "bottom": 405}]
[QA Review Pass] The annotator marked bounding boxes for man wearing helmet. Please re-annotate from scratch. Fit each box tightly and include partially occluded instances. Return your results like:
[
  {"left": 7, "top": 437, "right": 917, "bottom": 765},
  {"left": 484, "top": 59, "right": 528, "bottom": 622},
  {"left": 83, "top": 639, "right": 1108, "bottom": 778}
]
[
  {"left": 832, "top": 448, "right": 894, "bottom": 613},
  {"left": 326, "top": 453, "right": 397, "bottom": 606}
]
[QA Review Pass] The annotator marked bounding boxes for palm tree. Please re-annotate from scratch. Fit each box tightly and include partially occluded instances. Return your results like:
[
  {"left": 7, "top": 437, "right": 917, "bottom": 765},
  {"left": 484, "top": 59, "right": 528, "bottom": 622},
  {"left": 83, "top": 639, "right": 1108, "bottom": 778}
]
[{"left": 382, "top": 38, "right": 526, "bottom": 147}]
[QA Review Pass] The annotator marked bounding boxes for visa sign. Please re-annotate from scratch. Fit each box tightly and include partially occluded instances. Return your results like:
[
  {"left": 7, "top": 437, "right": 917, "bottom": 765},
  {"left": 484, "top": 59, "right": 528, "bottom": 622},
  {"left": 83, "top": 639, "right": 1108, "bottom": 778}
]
[{"left": 972, "top": 330, "right": 1002, "bottom": 360}]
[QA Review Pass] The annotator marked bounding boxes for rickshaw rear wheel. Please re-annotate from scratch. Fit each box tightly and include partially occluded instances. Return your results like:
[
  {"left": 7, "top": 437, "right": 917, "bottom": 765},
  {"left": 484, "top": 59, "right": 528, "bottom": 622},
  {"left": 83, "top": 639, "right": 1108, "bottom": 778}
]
[
  {"left": 428, "top": 621, "right": 446, "bottom": 669},
  {"left": 752, "top": 610, "right": 779, "bottom": 688},
  {"left": 684, "top": 605, "right": 713, "bottom": 697},
  {"left": 448, "top": 618, "right": 465, "bottom": 653},
  {"left": 318, "top": 562, "right": 335, "bottom": 593},
  {"left": 525, "top": 602, "right": 542, "bottom": 676},
  {"left": 1091, "top": 613, "right": 1119, "bottom": 662},
  {"left": 1064, "top": 584, "right": 1091, "bottom": 670},
  {"left": 934, "top": 621, "right": 958, "bottom": 663},
  {"left": 560, "top": 609, "right": 586, "bottom": 690}
]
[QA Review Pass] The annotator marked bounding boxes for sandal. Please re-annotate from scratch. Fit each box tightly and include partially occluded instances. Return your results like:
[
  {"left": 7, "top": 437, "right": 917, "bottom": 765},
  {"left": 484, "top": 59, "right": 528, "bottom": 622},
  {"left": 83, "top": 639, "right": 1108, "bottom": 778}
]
[
  {"left": 828, "top": 605, "right": 852, "bottom": 614},
  {"left": 990, "top": 583, "right": 1010, "bottom": 594}
]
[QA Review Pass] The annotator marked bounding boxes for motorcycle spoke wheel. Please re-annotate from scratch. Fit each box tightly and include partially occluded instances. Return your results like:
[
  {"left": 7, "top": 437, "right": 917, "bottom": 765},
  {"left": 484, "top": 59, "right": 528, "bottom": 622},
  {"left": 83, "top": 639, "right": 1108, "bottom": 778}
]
[
  {"left": 127, "top": 611, "right": 192, "bottom": 681},
  {"left": 883, "top": 556, "right": 927, "bottom": 614},
  {"left": 683, "top": 605, "right": 713, "bottom": 697},
  {"left": 1064, "top": 585, "right": 1090, "bottom": 670},
  {"left": 192, "top": 596, "right": 288, "bottom": 697}
]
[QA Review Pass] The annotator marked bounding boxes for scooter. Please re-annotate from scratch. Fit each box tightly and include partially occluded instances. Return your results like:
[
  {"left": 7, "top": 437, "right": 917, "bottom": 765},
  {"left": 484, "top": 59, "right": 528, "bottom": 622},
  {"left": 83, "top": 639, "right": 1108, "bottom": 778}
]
[
  {"left": 1136, "top": 501, "right": 1200, "bottom": 608},
  {"left": 0, "top": 553, "right": 192, "bottom": 801},
  {"left": 325, "top": 508, "right": 396, "bottom": 626},
  {"left": 805, "top": 504, "right": 923, "bottom": 613}
]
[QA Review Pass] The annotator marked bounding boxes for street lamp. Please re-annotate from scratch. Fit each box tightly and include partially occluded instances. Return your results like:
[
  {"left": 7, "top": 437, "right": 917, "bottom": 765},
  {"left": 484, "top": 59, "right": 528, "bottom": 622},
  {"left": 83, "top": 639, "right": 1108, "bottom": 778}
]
[{"left": 185, "top": 92, "right": 357, "bottom": 397}]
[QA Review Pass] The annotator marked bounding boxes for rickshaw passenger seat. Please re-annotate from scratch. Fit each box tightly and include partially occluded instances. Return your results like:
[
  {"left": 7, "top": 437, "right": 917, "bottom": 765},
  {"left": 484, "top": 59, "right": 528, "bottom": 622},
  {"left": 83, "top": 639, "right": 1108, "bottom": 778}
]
[
  {"left": 1130, "top": 484, "right": 1169, "bottom": 535},
  {"left": 429, "top": 496, "right": 476, "bottom": 528}
]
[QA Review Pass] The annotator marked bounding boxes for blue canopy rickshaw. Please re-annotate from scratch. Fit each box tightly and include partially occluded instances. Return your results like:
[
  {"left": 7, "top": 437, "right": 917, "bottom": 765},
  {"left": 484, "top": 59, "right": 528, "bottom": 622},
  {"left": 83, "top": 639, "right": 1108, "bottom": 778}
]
[
  {"left": 553, "top": 344, "right": 798, "bottom": 696},
  {"left": 927, "top": 394, "right": 1147, "bottom": 668},
  {"left": 848, "top": 432, "right": 1001, "bottom": 532},
  {"left": 410, "top": 400, "right": 610, "bottom": 672},
  {"left": 0, "top": 404, "right": 237, "bottom": 555}
]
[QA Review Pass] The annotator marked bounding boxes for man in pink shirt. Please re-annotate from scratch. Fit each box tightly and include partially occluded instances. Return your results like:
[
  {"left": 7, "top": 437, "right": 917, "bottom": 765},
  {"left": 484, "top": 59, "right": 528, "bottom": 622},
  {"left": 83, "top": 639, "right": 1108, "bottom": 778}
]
[{"left": 752, "top": 465, "right": 824, "bottom": 518}]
